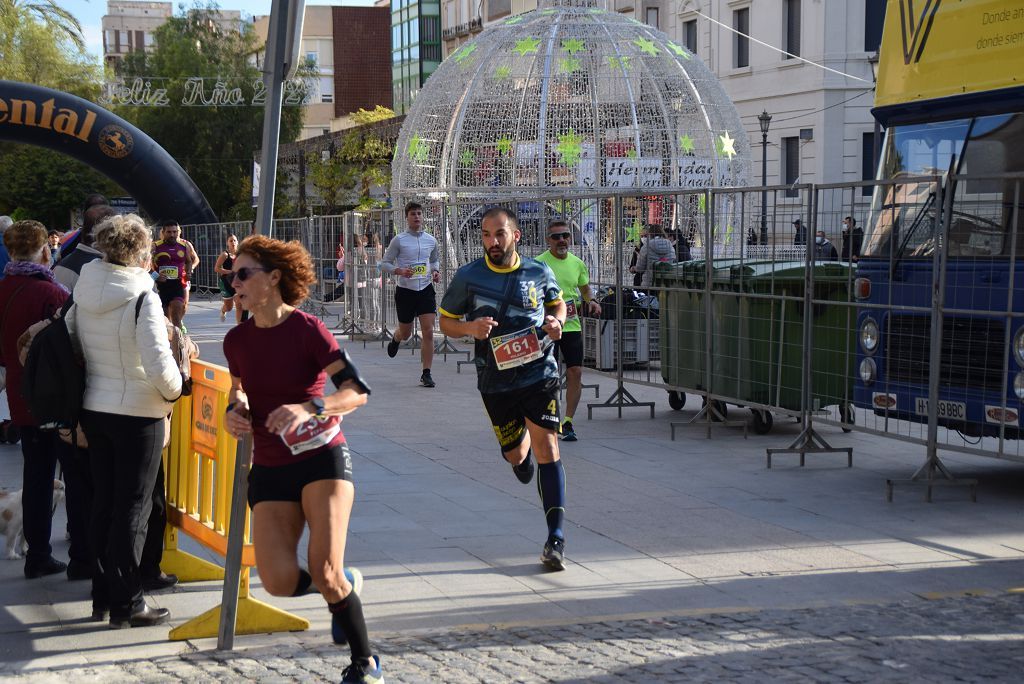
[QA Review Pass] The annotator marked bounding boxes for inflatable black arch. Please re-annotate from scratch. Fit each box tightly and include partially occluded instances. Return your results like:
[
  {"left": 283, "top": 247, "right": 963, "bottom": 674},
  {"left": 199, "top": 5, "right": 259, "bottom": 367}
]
[{"left": 0, "top": 80, "right": 218, "bottom": 225}]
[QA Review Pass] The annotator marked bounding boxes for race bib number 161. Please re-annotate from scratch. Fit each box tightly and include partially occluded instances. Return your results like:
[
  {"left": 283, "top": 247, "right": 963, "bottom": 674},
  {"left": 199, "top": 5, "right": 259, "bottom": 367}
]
[{"left": 490, "top": 327, "right": 542, "bottom": 371}]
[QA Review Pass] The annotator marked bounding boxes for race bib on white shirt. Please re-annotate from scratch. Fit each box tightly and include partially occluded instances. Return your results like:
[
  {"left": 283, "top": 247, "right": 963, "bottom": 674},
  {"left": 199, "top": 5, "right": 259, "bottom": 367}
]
[{"left": 409, "top": 262, "right": 428, "bottom": 277}]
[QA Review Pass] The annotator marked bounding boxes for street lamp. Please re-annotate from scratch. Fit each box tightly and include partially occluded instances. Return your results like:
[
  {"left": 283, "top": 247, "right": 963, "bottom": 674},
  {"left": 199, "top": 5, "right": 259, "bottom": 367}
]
[
  {"left": 868, "top": 51, "right": 882, "bottom": 176},
  {"left": 758, "top": 110, "right": 772, "bottom": 245}
]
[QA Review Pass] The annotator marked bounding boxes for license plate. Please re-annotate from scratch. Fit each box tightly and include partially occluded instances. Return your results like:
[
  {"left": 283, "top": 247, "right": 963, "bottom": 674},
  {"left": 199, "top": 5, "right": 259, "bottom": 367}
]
[{"left": 914, "top": 398, "right": 966, "bottom": 420}]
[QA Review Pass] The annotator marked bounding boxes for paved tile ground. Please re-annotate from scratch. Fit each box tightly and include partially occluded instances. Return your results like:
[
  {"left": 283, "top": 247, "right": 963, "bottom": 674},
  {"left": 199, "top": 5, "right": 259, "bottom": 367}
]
[{"left": 1, "top": 298, "right": 1023, "bottom": 682}]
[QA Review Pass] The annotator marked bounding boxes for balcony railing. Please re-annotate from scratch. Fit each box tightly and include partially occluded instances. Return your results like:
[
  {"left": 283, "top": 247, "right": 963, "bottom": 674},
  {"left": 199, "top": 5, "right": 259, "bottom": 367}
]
[{"left": 442, "top": 16, "right": 483, "bottom": 40}]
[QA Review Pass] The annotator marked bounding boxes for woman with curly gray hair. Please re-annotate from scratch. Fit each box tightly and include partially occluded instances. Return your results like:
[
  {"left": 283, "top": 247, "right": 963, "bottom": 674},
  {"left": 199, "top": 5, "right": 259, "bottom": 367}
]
[{"left": 66, "top": 214, "right": 182, "bottom": 628}]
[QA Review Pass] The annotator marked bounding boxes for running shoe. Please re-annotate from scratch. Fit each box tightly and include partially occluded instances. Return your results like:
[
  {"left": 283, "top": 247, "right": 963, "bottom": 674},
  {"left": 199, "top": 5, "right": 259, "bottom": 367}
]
[
  {"left": 386, "top": 338, "right": 400, "bottom": 357},
  {"left": 331, "top": 567, "right": 364, "bottom": 646},
  {"left": 341, "top": 655, "right": 384, "bottom": 684},
  {"left": 560, "top": 418, "right": 577, "bottom": 442},
  {"left": 420, "top": 369, "right": 435, "bottom": 388},
  {"left": 541, "top": 538, "right": 566, "bottom": 571},
  {"left": 511, "top": 450, "right": 534, "bottom": 484}
]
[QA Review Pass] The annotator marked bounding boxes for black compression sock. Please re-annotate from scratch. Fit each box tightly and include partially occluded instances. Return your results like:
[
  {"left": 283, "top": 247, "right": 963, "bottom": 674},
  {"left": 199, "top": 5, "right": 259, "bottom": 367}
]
[
  {"left": 537, "top": 460, "right": 566, "bottom": 541},
  {"left": 292, "top": 569, "right": 317, "bottom": 596},
  {"left": 328, "top": 592, "right": 372, "bottom": 661}
]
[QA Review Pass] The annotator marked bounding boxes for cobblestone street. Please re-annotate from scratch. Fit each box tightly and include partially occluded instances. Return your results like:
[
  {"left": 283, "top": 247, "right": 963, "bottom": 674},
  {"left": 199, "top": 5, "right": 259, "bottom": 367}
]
[{"left": 4, "top": 592, "right": 1022, "bottom": 682}]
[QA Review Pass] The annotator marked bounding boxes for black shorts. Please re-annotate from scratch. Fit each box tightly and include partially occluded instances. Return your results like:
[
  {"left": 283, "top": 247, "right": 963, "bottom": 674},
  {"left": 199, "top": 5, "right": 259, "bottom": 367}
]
[
  {"left": 553, "top": 330, "right": 584, "bottom": 368},
  {"left": 247, "top": 443, "right": 353, "bottom": 507},
  {"left": 395, "top": 285, "right": 436, "bottom": 323},
  {"left": 481, "top": 378, "right": 560, "bottom": 451},
  {"left": 157, "top": 280, "right": 186, "bottom": 309}
]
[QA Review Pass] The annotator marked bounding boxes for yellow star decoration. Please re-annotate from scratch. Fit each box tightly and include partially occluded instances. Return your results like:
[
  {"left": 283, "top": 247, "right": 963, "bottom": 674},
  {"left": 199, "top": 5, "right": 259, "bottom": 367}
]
[
  {"left": 607, "top": 55, "right": 631, "bottom": 70},
  {"left": 493, "top": 65, "right": 512, "bottom": 80},
  {"left": 496, "top": 137, "right": 514, "bottom": 155},
  {"left": 666, "top": 42, "right": 692, "bottom": 60},
  {"left": 513, "top": 37, "right": 541, "bottom": 56},
  {"left": 633, "top": 38, "right": 660, "bottom": 56},
  {"left": 407, "top": 134, "right": 429, "bottom": 163},
  {"left": 626, "top": 219, "right": 642, "bottom": 242},
  {"left": 558, "top": 58, "right": 581, "bottom": 74},
  {"left": 717, "top": 132, "right": 737, "bottom": 159},
  {"left": 556, "top": 130, "right": 584, "bottom": 167},
  {"left": 678, "top": 134, "right": 695, "bottom": 154},
  {"left": 452, "top": 43, "right": 477, "bottom": 64},
  {"left": 561, "top": 38, "right": 585, "bottom": 55}
]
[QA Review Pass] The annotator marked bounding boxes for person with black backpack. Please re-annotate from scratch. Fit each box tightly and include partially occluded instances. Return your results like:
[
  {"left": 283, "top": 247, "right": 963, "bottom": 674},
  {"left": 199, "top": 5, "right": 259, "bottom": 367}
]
[
  {"left": 0, "top": 220, "right": 90, "bottom": 580},
  {"left": 65, "top": 214, "right": 182, "bottom": 628}
]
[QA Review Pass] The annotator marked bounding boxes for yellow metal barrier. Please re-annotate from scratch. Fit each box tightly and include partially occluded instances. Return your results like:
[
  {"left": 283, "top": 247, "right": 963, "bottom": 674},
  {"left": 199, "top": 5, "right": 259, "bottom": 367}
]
[{"left": 164, "top": 359, "right": 309, "bottom": 641}]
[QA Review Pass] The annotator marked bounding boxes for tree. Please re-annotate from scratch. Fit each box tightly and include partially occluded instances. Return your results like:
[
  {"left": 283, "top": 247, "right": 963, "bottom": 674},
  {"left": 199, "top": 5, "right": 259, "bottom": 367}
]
[
  {"left": 0, "top": 0, "right": 86, "bottom": 54},
  {"left": 115, "top": 2, "right": 308, "bottom": 220},
  {"left": 306, "top": 106, "right": 395, "bottom": 213},
  {"left": 0, "top": 9, "right": 119, "bottom": 228}
]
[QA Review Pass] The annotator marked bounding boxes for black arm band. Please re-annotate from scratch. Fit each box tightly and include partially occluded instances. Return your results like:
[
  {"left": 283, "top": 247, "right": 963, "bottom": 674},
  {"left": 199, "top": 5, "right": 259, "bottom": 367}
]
[{"left": 331, "top": 349, "right": 372, "bottom": 395}]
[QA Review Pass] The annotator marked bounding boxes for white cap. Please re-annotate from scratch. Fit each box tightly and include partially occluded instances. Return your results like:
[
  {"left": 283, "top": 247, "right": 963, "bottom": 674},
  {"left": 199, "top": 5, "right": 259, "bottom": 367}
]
[{"left": 0, "top": 216, "right": 12, "bottom": 233}]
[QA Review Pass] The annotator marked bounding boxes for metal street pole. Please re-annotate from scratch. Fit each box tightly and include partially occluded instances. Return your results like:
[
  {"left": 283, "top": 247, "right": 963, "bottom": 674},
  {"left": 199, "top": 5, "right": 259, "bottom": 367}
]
[
  {"left": 218, "top": 0, "right": 304, "bottom": 652},
  {"left": 758, "top": 110, "right": 772, "bottom": 245}
]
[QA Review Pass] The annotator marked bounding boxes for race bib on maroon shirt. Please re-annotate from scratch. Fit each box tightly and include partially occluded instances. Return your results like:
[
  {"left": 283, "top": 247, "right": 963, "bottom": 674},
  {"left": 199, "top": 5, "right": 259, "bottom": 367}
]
[{"left": 279, "top": 414, "right": 342, "bottom": 455}]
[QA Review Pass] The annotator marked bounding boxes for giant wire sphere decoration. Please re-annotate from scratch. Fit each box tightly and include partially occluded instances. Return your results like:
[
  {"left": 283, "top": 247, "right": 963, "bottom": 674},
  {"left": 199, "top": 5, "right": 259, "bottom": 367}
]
[{"left": 392, "top": 0, "right": 751, "bottom": 203}]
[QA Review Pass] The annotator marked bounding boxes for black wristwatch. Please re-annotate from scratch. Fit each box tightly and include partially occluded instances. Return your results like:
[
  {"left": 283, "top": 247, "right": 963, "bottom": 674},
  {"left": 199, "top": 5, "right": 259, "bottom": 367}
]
[{"left": 309, "top": 396, "right": 326, "bottom": 416}]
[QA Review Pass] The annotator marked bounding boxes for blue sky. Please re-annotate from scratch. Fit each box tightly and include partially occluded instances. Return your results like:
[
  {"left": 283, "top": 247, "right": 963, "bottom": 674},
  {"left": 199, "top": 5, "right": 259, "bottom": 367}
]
[{"left": 61, "top": 1, "right": 375, "bottom": 63}]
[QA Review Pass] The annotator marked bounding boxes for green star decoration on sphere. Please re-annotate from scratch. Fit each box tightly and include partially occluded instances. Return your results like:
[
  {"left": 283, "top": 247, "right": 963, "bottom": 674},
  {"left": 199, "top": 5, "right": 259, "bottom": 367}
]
[
  {"left": 505, "top": 15, "right": 525, "bottom": 25},
  {"left": 514, "top": 37, "right": 541, "bottom": 56},
  {"left": 562, "top": 38, "right": 585, "bottom": 55},
  {"left": 496, "top": 137, "right": 514, "bottom": 155},
  {"left": 626, "top": 148, "right": 638, "bottom": 159},
  {"left": 607, "top": 55, "right": 631, "bottom": 70},
  {"left": 556, "top": 130, "right": 584, "bottom": 167},
  {"left": 626, "top": 219, "right": 642, "bottom": 243},
  {"left": 540, "top": 8, "right": 557, "bottom": 15},
  {"left": 459, "top": 148, "right": 476, "bottom": 166},
  {"left": 559, "top": 58, "right": 581, "bottom": 74},
  {"left": 407, "top": 134, "right": 429, "bottom": 163},
  {"left": 493, "top": 65, "right": 512, "bottom": 80},
  {"left": 633, "top": 37, "right": 660, "bottom": 56},
  {"left": 666, "top": 42, "right": 692, "bottom": 60},
  {"left": 588, "top": 8, "right": 606, "bottom": 14},
  {"left": 698, "top": 194, "right": 707, "bottom": 212},
  {"left": 679, "top": 134, "right": 695, "bottom": 154},
  {"left": 717, "top": 132, "right": 737, "bottom": 159},
  {"left": 452, "top": 43, "right": 477, "bottom": 64}
]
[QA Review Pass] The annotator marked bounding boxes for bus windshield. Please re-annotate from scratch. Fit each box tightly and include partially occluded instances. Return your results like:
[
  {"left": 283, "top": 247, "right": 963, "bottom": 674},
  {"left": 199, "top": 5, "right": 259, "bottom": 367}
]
[{"left": 862, "top": 113, "right": 1024, "bottom": 259}]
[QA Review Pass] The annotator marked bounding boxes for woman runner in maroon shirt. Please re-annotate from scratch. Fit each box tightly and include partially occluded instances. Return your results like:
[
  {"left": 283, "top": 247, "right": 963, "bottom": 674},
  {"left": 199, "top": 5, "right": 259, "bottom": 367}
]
[{"left": 223, "top": 235, "right": 382, "bottom": 683}]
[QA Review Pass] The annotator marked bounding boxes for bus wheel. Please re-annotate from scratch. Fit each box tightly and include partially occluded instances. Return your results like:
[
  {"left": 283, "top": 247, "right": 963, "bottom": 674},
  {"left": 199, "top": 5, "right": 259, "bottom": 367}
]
[
  {"left": 840, "top": 402, "right": 855, "bottom": 433},
  {"left": 668, "top": 391, "right": 686, "bottom": 411},
  {"left": 752, "top": 409, "right": 773, "bottom": 435}
]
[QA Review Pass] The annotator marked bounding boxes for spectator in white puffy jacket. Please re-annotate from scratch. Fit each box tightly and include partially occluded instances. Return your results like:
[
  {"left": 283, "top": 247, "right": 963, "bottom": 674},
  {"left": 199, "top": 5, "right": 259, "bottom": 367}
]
[
  {"left": 66, "top": 214, "right": 182, "bottom": 629},
  {"left": 634, "top": 224, "right": 675, "bottom": 288}
]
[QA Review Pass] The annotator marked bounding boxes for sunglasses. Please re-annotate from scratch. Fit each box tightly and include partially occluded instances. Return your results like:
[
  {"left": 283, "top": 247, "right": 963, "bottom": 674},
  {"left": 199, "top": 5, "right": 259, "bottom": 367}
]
[
  {"left": 231, "top": 266, "right": 271, "bottom": 282},
  {"left": 548, "top": 232, "right": 572, "bottom": 240}
]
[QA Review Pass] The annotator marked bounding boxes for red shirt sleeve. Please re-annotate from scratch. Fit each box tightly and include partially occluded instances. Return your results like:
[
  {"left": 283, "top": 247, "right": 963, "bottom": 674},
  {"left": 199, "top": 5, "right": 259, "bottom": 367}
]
[{"left": 307, "top": 316, "right": 343, "bottom": 369}]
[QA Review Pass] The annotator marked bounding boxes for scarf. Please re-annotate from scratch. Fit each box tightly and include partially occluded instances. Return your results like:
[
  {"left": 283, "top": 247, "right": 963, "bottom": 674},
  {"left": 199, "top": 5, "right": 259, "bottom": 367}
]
[{"left": 4, "top": 260, "right": 70, "bottom": 294}]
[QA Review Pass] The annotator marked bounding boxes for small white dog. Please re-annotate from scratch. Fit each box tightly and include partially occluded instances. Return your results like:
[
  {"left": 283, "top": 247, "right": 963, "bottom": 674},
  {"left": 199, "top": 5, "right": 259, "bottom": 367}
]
[{"left": 0, "top": 479, "right": 65, "bottom": 559}]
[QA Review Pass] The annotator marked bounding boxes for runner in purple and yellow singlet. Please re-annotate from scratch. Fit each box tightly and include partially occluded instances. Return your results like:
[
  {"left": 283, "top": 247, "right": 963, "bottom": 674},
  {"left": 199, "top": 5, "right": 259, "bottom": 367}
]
[{"left": 152, "top": 220, "right": 199, "bottom": 330}]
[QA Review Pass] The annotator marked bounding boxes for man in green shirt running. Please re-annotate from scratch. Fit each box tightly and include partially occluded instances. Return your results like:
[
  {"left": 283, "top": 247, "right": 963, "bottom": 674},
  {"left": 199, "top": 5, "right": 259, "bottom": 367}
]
[{"left": 536, "top": 221, "right": 601, "bottom": 441}]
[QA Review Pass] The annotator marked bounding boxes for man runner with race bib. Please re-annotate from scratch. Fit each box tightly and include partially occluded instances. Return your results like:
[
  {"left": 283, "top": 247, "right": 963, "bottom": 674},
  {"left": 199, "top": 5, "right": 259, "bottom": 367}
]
[
  {"left": 439, "top": 207, "right": 570, "bottom": 571},
  {"left": 536, "top": 221, "right": 601, "bottom": 442},
  {"left": 151, "top": 220, "right": 199, "bottom": 331},
  {"left": 380, "top": 201, "right": 441, "bottom": 388}
]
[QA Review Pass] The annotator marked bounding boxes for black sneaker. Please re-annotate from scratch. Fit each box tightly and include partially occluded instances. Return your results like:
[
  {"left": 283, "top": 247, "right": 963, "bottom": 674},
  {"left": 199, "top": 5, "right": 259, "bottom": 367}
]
[
  {"left": 420, "top": 370, "right": 435, "bottom": 388},
  {"left": 341, "top": 655, "right": 383, "bottom": 683},
  {"left": 25, "top": 556, "right": 67, "bottom": 579},
  {"left": 541, "top": 538, "right": 566, "bottom": 571},
  {"left": 511, "top": 450, "right": 534, "bottom": 484},
  {"left": 387, "top": 339, "right": 400, "bottom": 358},
  {"left": 560, "top": 419, "right": 577, "bottom": 442}
]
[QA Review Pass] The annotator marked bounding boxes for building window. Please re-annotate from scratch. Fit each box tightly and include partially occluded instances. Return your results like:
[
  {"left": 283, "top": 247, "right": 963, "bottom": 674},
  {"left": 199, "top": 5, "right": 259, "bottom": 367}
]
[
  {"left": 320, "top": 77, "right": 334, "bottom": 104},
  {"left": 783, "top": 0, "right": 800, "bottom": 58},
  {"left": 488, "top": 0, "right": 511, "bottom": 21},
  {"left": 306, "top": 51, "right": 318, "bottom": 65},
  {"left": 445, "top": 1, "right": 455, "bottom": 31},
  {"left": 864, "top": 0, "right": 885, "bottom": 52},
  {"left": 862, "top": 132, "right": 877, "bottom": 195},
  {"left": 733, "top": 8, "right": 749, "bottom": 68},
  {"left": 683, "top": 19, "right": 697, "bottom": 53},
  {"left": 782, "top": 136, "right": 799, "bottom": 197},
  {"left": 646, "top": 7, "right": 659, "bottom": 29}
]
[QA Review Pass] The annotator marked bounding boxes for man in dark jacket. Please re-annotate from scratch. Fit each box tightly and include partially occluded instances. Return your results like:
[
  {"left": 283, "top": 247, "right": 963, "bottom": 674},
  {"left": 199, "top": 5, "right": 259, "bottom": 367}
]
[
  {"left": 840, "top": 216, "right": 864, "bottom": 262},
  {"left": 54, "top": 204, "right": 116, "bottom": 291}
]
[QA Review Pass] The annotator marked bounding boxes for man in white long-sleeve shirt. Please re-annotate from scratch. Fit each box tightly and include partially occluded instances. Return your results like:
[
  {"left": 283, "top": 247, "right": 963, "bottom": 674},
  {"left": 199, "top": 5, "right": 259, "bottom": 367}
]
[{"left": 381, "top": 201, "right": 441, "bottom": 387}]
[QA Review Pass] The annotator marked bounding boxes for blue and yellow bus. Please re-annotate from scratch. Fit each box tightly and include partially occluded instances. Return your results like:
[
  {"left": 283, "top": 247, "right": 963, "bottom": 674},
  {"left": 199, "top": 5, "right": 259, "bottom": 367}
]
[{"left": 853, "top": 0, "right": 1024, "bottom": 438}]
